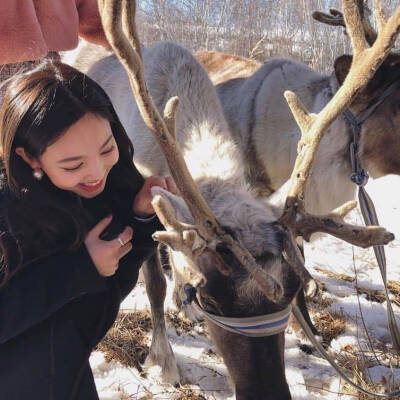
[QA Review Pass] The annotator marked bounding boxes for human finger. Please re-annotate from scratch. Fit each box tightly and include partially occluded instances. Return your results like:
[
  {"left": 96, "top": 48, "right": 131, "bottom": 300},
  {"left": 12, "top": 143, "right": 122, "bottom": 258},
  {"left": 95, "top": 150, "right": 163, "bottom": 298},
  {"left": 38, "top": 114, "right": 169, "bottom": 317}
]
[
  {"left": 165, "top": 176, "right": 178, "bottom": 194},
  {"left": 114, "top": 226, "right": 133, "bottom": 248},
  {"left": 103, "top": 263, "right": 119, "bottom": 277},
  {"left": 117, "top": 242, "right": 133, "bottom": 259},
  {"left": 147, "top": 176, "right": 167, "bottom": 190}
]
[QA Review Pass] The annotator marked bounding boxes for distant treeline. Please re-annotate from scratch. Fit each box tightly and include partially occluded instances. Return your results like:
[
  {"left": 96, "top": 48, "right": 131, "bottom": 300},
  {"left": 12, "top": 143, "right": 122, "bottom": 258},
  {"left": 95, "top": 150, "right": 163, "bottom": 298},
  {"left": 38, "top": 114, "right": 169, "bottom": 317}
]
[{"left": 137, "top": 0, "right": 398, "bottom": 73}]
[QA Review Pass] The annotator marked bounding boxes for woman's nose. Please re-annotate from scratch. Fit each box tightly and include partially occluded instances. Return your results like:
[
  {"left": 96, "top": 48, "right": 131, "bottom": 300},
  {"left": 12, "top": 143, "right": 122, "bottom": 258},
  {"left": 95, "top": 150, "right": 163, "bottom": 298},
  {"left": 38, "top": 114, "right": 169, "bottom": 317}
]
[{"left": 85, "top": 159, "right": 105, "bottom": 181}]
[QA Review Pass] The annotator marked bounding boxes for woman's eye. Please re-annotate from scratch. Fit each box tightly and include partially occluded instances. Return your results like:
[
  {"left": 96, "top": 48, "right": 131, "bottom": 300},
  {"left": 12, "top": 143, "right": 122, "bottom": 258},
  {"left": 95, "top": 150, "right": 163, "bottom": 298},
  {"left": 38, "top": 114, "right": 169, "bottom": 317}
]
[
  {"left": 63, "top": 163, "right": 83, "bottom": 172},
  {"left": 101, "top": 145, "right": 115, "bottom": 155}
]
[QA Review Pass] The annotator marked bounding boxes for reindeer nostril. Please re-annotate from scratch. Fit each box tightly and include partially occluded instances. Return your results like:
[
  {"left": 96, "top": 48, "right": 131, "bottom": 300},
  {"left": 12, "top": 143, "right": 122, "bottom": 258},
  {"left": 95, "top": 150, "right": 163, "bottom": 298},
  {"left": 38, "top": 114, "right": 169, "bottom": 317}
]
[{"left": 183, "top": 284, "right": 197, "bottom": 305}]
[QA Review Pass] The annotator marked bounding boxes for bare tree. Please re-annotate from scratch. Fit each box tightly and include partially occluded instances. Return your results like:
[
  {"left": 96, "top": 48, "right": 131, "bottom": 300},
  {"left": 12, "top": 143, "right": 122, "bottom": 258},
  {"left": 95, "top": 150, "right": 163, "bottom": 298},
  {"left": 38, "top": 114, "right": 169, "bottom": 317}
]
[{"left": 137, "top": 0, "right": 398, "bottom": 72}]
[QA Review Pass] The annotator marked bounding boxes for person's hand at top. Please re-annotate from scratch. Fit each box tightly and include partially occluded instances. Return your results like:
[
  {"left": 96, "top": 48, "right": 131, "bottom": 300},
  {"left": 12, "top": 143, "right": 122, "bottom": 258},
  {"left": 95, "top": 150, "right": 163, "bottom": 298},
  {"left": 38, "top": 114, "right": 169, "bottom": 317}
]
[{"left": 133, "top": 176, "right": 177, "bottom": 217}]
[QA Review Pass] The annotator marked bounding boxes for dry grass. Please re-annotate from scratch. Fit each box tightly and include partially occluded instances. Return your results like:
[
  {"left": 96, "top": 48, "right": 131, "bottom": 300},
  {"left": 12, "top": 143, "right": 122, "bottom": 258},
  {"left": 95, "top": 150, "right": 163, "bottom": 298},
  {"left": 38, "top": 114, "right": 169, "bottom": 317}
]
[
  {"left": 306, "top": 286, "right": 344, "bottom": 342},
  {"left": 315, "top": 267, "right": 400, "bottom": 307},
  {"left": 166, "top": 311, "right": 197, "bottom": 336},
  {"left": 339, "top": 348, "right": 400, "bottom": 400},
  {"left": 96, "top": 308, "right": 206, "bottom": 382},
  {"left": 312, "top": 267, "right": 400, "bottom": 398},
  {"left": 387, "top": 281, "right": 400, "bottom": 307},
  {"left": 174, "top": 389, "right": 207, "bottom": 399},
  {"left": 97, "top": 310, "right": 152, "bottom": 373},
  {"left": 312, "top": 310, "right": 347, "bottom": 343},
  {"left": 310, "top": 291, "right": 336, "bottom": 309},
  {"left": 315, "top": 266, "right": 354, "bottom": 283}
]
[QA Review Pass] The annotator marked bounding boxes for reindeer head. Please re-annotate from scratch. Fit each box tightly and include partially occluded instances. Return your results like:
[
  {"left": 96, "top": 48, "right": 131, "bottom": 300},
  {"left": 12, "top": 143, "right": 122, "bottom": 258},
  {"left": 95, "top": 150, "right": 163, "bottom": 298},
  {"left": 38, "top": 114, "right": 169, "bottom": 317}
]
[
  {"left": 315, "top": 0, "right": 400, "bottom": 178},
  {"left": 152, "top": 184, "right": 299, "bottom": 399},
  {"left": 333, "top": 54, "right": 400, "bottom": 177},
  {"left": 153, "top": 183, "right": 299, "bottom": 310}
]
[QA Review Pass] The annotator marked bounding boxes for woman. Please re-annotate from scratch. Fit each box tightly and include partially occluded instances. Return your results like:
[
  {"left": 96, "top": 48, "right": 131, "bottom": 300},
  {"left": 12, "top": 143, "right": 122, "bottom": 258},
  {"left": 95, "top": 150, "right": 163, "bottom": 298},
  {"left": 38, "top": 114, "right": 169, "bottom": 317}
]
[{"left": 0, "top": 59, "right": 174, "bottom": 399}]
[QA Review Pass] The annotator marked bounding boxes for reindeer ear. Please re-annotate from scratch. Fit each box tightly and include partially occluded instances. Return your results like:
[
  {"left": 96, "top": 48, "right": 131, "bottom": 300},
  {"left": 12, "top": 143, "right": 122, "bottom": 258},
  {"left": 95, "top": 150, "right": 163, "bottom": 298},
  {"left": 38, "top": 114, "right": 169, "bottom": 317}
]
[
  {"left": 151, "top": 186, "right": 194, "bottom": 224},
  {"left": 334, "top": 55, "right": 353, "bottom": 85}
]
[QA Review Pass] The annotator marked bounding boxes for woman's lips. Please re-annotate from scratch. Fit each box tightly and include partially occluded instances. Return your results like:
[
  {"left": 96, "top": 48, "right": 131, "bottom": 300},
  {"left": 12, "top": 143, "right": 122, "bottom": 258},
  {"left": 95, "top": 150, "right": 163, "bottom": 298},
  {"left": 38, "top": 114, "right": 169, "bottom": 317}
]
[{"left": 78, "top": 179, "right": 103, "bottom": 192}]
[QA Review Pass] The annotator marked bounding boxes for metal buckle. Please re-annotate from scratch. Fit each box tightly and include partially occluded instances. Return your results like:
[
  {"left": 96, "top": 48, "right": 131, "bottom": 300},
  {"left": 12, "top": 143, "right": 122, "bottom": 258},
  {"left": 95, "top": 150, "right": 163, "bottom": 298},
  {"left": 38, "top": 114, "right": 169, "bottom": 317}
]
[{"left": 349, "top": 169, "right": 369, "bottom": 186}]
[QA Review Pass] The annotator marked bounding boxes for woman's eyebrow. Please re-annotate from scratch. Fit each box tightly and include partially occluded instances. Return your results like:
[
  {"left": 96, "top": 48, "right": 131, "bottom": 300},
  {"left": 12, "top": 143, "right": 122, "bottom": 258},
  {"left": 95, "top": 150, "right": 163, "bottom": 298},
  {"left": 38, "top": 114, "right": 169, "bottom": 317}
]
[
  {"left": 100, "top": 133, "right": 114, "bottom": 149},
  {"left": 57, "top": 134, "right": 114, "bottom": 163}
]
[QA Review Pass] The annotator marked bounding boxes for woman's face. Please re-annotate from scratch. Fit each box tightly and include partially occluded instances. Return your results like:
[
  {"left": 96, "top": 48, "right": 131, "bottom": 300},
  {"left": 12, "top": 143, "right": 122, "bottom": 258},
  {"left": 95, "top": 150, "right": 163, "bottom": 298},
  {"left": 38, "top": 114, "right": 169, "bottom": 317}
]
[{"left": 18, "top": 112, "right": 120, "bottom": 198}]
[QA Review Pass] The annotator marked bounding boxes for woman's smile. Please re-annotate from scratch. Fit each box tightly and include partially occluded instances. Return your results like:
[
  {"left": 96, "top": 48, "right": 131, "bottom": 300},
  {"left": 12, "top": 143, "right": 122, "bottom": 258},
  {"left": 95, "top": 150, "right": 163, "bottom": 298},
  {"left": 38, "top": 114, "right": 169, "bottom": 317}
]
[{"left": 78, "top": 179, "right": 104, "bottom": 192}]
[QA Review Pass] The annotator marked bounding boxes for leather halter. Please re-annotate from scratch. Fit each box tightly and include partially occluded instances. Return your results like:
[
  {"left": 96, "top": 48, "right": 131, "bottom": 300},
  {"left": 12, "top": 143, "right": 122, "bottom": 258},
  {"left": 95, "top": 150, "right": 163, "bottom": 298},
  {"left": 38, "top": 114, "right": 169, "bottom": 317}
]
[{"left": 342, "top": 77, "right": 400, "bottom": 187}]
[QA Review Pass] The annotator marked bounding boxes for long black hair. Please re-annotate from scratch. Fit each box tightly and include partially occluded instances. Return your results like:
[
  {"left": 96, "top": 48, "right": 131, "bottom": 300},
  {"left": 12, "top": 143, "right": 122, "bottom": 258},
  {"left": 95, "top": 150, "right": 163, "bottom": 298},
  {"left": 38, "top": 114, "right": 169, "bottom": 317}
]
[{"left": 0, "top": 60, "right": 144, "bottom": 286}]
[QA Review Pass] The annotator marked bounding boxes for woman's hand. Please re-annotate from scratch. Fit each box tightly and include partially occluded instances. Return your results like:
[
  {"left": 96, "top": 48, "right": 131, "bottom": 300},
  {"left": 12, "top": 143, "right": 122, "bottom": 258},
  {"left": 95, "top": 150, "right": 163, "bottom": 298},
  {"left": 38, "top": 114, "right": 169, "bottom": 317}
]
[
  {"left": 84, "top": 215, "right": 133, "bottom": 277},
  {"left": 133, "top": 176, "right": 177, "bottom": 217}
]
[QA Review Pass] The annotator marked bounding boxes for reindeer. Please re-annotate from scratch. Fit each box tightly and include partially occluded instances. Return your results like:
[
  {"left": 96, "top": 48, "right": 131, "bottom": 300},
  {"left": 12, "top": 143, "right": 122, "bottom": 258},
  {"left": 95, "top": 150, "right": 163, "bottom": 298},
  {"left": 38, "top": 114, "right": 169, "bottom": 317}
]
[
  {"left": 90, "top": 0, "right": 397, "bottom": 398},
  {"left": 195, "top": 1, "right": 400, "bottom": 343},
  {"left": 196, "top": 2, "right": 400, "bottom": 217},
  {"left": 195, "top": 50, "right": 260, "bottom": 85},
  {"left": 88, "top": 38, "right": 305, "bottom": 396}
]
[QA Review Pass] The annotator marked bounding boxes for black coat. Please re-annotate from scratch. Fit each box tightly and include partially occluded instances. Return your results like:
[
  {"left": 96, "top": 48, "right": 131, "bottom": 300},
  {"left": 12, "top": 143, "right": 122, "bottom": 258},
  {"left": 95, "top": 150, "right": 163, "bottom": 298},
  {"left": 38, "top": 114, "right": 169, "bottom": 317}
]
[{"left": 0, "top": 190, "right": 163, "bottom": 400}]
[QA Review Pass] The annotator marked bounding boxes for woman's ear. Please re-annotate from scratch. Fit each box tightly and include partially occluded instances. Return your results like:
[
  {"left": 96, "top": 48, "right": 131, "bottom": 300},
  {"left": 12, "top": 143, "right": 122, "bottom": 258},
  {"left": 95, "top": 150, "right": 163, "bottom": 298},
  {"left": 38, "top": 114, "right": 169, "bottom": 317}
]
[{"left": 15, "top": 147, "right": 41, "bottom": 169}]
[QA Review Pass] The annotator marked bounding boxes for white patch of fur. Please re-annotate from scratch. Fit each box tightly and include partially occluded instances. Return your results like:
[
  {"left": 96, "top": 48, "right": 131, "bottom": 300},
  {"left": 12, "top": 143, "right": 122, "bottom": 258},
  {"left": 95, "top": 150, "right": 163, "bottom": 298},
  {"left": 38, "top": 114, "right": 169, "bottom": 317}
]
[{"left": 183, "top": 121, "right": 243, "bottom": 183}]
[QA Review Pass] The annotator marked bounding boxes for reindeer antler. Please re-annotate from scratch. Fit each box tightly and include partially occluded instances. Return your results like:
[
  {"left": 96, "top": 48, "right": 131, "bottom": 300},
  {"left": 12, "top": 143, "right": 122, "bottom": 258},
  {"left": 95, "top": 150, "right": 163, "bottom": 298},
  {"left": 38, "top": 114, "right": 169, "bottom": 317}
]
[
  {"left": 98, "top": 0, "right": 285, "bottom": 302},
  {"left": 312, "top": 0, "right": 378, "bottom": 46},
  {"left": 279, "top": 0, "right": 399, "bottom": 247}
]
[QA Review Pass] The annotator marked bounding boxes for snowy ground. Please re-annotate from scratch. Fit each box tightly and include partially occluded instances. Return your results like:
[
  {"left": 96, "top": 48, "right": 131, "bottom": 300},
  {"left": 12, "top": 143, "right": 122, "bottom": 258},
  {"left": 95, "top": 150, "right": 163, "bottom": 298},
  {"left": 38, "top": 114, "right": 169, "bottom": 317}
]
[{"left": 90, "top": 175, "right": 400, "bottom": 400}]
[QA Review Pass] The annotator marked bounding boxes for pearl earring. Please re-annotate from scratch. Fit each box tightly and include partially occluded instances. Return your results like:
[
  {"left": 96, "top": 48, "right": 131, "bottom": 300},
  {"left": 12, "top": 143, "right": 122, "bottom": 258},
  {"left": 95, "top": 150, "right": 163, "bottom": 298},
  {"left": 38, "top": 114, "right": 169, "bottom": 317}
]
[{"left": 32, "top": 168, "right": 43, "bottom": 180}]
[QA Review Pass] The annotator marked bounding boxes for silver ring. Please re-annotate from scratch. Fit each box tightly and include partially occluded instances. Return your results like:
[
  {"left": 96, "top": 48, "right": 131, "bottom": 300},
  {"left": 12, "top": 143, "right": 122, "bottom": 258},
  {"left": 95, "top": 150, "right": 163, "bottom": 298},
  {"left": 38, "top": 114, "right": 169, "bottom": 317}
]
[{"left": 117, "top": 236, "right": 124, "bottom": 247}]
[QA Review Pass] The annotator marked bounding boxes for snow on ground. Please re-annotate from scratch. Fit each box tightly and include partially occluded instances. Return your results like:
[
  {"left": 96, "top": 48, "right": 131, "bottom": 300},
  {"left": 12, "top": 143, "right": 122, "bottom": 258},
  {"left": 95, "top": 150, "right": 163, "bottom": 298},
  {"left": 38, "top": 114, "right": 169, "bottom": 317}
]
[{"left": 89, "top": 175, "right": 400, "bottom": 399}]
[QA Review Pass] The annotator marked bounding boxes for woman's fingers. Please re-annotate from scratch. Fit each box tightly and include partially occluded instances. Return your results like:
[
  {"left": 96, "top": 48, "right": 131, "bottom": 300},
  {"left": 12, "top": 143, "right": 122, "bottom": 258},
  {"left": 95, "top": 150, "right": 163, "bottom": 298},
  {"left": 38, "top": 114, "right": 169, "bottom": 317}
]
[
  {"left": 102, "top": 264, "right": 119, "bottom": 277},
  {"left": 113, "top": 226, "right": 133, "bottom": 248},
  {"left": 165, "top": 176, "right": 178, "bottom": 194},
  {"left": 148, "top": 175, "right": 177, "bottom": 194},
  {"left": 118, "top": 242, "right": 133, "bottom": 259}
]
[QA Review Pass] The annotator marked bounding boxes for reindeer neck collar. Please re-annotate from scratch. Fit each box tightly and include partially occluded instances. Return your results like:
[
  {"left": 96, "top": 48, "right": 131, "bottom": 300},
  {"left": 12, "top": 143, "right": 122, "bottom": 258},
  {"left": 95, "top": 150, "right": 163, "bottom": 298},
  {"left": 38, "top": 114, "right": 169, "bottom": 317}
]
[{"left": 183, "top": 284, "right": 291, "bottom": 337}]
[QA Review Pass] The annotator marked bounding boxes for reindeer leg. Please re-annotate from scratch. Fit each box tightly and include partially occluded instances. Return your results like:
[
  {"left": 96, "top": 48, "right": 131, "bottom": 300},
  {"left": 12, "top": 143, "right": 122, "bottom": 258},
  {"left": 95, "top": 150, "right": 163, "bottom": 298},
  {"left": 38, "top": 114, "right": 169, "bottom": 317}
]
[{"left": 143, "top": 245, "right": 180, "bottom": 386}]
